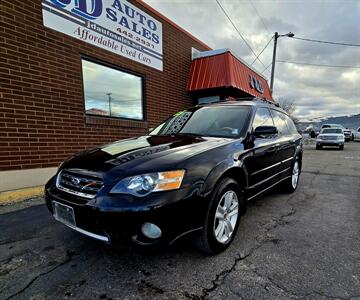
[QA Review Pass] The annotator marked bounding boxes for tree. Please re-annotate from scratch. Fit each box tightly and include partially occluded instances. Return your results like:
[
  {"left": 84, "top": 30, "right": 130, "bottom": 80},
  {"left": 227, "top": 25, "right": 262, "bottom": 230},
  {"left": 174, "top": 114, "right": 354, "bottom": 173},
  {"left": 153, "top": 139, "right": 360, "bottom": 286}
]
[{"left": 277, "top": 98, "right": 299, "bottom": 124}]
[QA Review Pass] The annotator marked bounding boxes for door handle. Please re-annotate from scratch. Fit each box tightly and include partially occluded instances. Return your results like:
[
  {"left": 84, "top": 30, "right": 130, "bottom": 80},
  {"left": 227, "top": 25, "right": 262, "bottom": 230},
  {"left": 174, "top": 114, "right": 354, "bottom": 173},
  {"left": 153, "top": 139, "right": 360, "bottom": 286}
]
[{"left": 268, "top": 144, "right": 280, "bottom": 153}]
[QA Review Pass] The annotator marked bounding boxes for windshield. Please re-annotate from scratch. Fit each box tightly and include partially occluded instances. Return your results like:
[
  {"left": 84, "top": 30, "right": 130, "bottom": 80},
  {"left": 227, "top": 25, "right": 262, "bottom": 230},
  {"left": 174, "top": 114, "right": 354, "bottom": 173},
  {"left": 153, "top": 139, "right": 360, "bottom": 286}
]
[
  {"left": 322, "top": 128, "right": 342, "bottom": 134},
  {"left": 322, "top": 124, "right": 343, "bottom": 129},
  {"left": 150, "top": 106, "right": 251, "bottom": 138}
]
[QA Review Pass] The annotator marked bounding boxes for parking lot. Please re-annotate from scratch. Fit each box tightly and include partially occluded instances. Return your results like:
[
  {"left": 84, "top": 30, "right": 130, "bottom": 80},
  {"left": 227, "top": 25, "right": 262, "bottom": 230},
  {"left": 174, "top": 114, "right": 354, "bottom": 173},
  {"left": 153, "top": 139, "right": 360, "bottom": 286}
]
[{"left": 1, "top": 142, "right": 359, "bottom": 300}]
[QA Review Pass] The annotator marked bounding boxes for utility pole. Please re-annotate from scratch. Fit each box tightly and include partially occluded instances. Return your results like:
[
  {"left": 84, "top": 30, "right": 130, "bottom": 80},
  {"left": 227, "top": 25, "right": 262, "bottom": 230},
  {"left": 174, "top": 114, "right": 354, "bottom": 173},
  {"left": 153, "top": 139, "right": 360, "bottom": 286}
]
[
  {"left": 270, "top": 32, "right": 295, "bottom": 94},
  {"left": 106, "top": 92, "right": 112, "bottom": 115},
  {"left": 270, "top": 32, "right": 279, "bottom": 93}
]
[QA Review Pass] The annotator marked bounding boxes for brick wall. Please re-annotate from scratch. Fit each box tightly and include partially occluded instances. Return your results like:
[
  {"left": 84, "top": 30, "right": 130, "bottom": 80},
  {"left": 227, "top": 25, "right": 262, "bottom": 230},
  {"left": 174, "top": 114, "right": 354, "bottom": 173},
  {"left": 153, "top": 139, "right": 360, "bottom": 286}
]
[{"left": 0, "top": 0, "right": 209, "bottom": 171}]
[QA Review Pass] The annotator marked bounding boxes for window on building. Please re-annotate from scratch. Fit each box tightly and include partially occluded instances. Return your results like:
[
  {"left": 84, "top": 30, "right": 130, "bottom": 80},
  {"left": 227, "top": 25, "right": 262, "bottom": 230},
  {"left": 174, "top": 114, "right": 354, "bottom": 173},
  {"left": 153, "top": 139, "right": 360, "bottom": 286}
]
[
  {"left": 271, "top": 110, "right": 290, "bottom": 135},
  {"left": 82, "top": 58, "right": 144, "bottom": 120},
  {"left": 252, "top": 108, "right": 274, "bottom": 130}
]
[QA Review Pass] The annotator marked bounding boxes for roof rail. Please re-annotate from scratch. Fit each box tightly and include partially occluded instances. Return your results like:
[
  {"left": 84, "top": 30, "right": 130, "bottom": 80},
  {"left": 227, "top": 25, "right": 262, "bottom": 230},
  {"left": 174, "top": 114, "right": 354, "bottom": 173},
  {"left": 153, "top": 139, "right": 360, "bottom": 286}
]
[{"left": 224, "top": 97, "right": 280, "bottom": 107}]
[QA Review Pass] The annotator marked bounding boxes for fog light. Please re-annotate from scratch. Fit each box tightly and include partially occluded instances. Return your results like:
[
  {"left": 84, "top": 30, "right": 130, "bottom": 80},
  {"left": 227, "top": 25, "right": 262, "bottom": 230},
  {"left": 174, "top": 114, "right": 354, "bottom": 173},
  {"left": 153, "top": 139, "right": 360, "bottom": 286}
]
[{"left": 141, "top": 222, "right": 162, "bottom": 239}]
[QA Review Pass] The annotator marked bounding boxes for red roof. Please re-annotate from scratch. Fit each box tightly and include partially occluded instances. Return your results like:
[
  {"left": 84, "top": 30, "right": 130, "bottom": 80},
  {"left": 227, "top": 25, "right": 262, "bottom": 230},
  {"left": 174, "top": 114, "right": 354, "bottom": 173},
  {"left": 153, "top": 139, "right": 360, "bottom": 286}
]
[{"left": 187, "top": 51, "right": 273, "bottom": 100}]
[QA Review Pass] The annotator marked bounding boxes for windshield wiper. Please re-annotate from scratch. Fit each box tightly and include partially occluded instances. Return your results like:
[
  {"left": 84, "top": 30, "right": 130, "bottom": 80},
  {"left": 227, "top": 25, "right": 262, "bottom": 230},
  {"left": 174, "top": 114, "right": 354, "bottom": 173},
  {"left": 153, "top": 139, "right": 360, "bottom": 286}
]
[{"left": 177, "top": 132, "right": 204, "bottom": 137}]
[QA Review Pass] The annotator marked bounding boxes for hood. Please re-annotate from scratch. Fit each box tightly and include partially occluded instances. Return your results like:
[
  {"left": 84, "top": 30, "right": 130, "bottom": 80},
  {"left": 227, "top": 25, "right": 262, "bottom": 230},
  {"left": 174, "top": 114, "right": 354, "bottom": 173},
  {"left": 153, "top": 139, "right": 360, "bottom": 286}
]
[{"left": 60, "top": 135, "right": 232, "bottom": 175}]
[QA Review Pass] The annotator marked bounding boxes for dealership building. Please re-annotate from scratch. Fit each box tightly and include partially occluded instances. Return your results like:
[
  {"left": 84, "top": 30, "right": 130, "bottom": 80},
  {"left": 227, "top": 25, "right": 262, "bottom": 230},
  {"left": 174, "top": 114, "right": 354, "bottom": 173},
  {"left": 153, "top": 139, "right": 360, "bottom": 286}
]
[{"left": 0, "top": 0, "right": 272, "bottom": 196}]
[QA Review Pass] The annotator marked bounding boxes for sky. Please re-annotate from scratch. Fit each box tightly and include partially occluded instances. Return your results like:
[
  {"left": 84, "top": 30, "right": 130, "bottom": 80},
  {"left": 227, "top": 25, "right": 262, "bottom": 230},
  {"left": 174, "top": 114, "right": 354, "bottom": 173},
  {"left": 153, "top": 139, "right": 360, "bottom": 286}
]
[
  {"left": 82, "top": 59, "right": 143, "bottom": 120},
  {"left": 144, "top": 0, "right": 360, "bottom": 120}
]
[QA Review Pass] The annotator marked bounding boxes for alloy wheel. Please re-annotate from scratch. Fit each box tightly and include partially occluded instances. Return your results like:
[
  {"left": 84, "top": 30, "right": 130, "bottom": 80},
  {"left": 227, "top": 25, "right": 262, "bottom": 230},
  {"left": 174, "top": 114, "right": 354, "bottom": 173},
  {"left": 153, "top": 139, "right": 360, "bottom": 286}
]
[
  {"left": 213, "top": 190, "right": 239, "bottom": 244},
  {"left": 292, "top": 161, "right": 300, "bottom": 189}
]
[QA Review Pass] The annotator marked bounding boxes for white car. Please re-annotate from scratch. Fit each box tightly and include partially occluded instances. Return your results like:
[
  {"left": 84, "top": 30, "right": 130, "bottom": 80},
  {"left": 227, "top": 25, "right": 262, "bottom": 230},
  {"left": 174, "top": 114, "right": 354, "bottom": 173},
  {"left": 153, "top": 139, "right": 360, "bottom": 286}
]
[
  {"left": 352, "top": 127, "right": 360, "bottom": 140},
  {"left": 316, "top": 128, "right": 345, "bottom": 150},
  {"left": 321, "top": 124, "right": 351, "bottom": 142}
]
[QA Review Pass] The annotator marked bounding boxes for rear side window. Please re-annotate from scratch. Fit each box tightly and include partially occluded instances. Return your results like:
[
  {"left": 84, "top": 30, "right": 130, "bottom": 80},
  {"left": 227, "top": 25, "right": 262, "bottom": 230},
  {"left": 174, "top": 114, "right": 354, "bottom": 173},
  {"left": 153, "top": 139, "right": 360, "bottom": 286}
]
[
  {"left": 284, "top": 114, "right": 298, "bottom": 134},
  {"left": 271, "top": 110, "right": 289, "bottom": 135},
  {"left": 252, "top": 108, "right": 274, "bottom": 130}
]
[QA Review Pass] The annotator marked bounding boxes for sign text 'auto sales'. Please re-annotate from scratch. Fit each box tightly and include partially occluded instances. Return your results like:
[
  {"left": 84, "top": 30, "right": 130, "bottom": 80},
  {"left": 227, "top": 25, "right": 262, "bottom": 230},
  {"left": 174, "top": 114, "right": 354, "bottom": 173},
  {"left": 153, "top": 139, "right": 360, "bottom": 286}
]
[{"left": 42, "top": 0, "right": 163, "bottom": 71}]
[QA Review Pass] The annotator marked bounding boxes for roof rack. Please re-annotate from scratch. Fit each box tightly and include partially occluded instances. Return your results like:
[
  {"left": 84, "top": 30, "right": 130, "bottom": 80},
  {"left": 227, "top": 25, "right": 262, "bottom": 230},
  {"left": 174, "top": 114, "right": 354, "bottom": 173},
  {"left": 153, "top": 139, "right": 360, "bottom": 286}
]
[
  {"left": 224, "top": 97, "right": 280, "bottom": 107},
  {"left": 195, "top": 97, "right": 280, "bottom": 107}
]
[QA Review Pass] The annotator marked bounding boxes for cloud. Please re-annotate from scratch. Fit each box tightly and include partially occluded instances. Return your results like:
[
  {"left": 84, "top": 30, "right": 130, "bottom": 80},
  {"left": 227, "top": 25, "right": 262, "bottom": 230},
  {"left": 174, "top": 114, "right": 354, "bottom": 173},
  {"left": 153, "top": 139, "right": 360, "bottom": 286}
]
[{"left": 145, "top": 0, "right": 360, "bottom": 119}]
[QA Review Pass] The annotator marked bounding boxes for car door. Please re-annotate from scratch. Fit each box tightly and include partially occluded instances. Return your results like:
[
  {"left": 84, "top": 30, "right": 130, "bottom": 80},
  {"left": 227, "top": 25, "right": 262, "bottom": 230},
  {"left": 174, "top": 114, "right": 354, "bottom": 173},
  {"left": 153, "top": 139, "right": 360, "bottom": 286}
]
[
  {"left": 270, "top": 110, "right": 296, "bottom": 179},
  {"left": 245, "top": 107, "right": 283, "bottom": 199}
]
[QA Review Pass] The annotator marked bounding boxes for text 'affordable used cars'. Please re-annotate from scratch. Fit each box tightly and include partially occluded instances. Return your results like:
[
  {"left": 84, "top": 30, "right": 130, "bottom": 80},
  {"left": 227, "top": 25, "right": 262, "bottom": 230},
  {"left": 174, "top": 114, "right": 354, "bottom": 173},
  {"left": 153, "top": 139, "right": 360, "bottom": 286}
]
[{"left": 45, "top": 98, "right": 303, "bottom": 254}]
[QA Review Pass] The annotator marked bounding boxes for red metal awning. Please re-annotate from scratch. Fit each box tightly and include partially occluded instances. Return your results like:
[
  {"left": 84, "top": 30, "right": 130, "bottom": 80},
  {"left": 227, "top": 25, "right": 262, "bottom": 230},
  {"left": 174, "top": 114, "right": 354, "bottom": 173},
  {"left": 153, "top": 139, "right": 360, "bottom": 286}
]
[{"left": 187, "top": 50, "right": 273, "bottom": 101}]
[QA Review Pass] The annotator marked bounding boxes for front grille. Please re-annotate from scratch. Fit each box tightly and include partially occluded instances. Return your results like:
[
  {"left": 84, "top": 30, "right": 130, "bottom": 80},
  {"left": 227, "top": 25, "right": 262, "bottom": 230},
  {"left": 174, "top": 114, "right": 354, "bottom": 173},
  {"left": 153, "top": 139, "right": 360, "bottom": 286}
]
[
  {"left": 322, "top": 136, "right": 337, "bottom": 140},
  {"left": 56, "top": 170, "right": 103, "bottom": 199}
]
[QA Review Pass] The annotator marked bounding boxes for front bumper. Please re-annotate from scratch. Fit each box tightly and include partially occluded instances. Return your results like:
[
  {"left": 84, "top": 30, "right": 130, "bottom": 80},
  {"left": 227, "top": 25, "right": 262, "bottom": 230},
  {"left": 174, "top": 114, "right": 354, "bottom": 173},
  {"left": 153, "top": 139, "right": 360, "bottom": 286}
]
[
  {"left": 45, "top": 180, "right": 207, "bottom": 245},
  {"left": 316, "top": 140, "right": 344, "bottom": 146}
]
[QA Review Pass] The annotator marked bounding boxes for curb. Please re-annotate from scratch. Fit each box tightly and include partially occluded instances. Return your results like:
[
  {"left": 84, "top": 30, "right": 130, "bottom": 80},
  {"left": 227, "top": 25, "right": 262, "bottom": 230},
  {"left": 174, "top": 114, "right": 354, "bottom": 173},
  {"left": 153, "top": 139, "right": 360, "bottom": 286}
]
[{"left": 0, "top": 186, "right": 44, "bottom": 205}]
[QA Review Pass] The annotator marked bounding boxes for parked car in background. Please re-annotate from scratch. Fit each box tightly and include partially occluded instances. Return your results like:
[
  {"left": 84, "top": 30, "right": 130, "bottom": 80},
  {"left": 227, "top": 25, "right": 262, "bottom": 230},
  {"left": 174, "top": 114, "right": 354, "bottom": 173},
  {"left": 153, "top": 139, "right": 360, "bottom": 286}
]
[
  {"left": 316, "top": 128, "right": 345, "bottom": 150},
  {"left": 351, "top": 127, "right": 360, "bottom": 140},
  {"left": 44, "top": 98, "right": 303, "bottom": 254},
  {"left": 321, "top": 124, "right": 351, "bottom": 142}
]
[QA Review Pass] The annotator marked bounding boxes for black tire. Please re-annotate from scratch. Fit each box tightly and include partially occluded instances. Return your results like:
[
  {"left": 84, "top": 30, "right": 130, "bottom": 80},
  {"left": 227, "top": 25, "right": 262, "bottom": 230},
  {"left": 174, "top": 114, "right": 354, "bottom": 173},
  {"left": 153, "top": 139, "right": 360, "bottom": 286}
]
[
  {"left": 195, "top": 178, "right": 243, "bottom": 255},
  {"left": 282, "top": 158, "right": 301, "bottom": 193},
  {"left": 339, "top": 145, "right": 344, "bottom": 150},
  {"left": 316, "top": 145, "right": 322, "bottom": 150}
]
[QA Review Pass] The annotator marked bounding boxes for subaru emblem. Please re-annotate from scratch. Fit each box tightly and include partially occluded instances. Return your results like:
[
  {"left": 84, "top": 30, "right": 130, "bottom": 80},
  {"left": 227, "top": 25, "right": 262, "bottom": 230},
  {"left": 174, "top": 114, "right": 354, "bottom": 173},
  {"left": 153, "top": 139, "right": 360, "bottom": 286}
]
[{"left": 70, "top": 177, "right": 81, "bottom": 185}]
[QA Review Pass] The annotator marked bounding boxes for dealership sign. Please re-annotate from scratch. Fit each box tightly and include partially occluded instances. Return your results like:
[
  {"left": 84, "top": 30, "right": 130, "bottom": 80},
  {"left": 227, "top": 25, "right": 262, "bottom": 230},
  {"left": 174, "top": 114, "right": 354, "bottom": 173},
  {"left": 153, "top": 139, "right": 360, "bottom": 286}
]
[
  {"left": 42, "top": 0, "right": 163, "bottom": 71},
  {"left": 249, "top": 75, "right": 264, "bottom": 94}
]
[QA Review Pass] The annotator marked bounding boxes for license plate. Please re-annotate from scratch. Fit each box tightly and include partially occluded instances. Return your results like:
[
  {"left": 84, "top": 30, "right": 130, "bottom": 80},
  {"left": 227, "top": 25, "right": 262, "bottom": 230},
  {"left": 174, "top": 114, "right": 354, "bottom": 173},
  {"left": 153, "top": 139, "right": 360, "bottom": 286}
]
[{"left": 53, "top": 201, "right": 76, "bottom": 227}]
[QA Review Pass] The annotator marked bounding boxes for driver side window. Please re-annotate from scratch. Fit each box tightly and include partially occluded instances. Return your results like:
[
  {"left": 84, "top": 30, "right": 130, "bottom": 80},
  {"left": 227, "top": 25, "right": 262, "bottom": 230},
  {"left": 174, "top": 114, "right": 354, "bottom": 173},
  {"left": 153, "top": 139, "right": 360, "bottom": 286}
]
[{"left": 252, "top": 108, "right": 274, "bottom": 131}]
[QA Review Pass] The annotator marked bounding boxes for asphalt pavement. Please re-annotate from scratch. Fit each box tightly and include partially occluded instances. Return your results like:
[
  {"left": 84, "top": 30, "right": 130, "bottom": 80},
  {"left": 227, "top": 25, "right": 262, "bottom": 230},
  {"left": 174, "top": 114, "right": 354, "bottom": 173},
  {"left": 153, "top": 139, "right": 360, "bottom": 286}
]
[{"left": 1, "top": 142, "right": 359, "bottom": 300}]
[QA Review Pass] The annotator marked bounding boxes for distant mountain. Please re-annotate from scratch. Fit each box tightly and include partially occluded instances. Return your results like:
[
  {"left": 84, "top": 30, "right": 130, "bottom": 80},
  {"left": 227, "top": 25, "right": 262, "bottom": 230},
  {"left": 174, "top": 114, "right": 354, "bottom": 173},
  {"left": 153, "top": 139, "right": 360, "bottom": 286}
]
[
  {"left": 297, "top": 114, "right": 360, "bottom": 131},
  {"left": 319, "top": 114, "right": 360, "bottom": 129}
]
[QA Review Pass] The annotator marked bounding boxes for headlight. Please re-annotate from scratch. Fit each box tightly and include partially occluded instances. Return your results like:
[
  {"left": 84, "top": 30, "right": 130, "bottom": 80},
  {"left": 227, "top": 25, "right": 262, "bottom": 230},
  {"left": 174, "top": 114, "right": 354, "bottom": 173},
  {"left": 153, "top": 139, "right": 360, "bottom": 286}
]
[{"left": 110, "top": 170, "right": 185, "bottom": 197}]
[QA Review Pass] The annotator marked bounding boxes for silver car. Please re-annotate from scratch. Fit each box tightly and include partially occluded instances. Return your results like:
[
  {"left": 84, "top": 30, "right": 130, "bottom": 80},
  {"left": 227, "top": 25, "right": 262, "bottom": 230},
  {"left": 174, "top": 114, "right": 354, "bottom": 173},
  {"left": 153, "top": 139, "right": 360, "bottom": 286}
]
[
  {"left": 316, "top": 128, "right": 345, "bottom": 150},
  {"left": 321, "top": 124, "right": 351, "bottom": 142}
]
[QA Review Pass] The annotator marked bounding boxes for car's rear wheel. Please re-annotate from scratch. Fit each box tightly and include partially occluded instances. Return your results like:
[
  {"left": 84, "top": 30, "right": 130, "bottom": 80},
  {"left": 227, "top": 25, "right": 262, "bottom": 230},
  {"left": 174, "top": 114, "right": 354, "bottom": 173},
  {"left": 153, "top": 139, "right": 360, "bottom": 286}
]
[
  {"left": 316, "top": 145, "right": 322, "bottom": 150},
  {"left": 195, "top": 178, "right": 242, "bottom": 254},
  {"left": 339, "top": 145, "right": 344, "bottom": 150},
  {"left": 283, "top": 158, "right": 301, "bottom": 193}
]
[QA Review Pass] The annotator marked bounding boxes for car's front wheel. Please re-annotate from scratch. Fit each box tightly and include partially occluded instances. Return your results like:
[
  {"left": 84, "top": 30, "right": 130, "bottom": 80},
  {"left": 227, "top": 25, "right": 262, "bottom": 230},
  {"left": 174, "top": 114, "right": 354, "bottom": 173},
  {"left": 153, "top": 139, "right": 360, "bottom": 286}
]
[{"left": 195, "top": 178, "right": 242, "bottom": 254}]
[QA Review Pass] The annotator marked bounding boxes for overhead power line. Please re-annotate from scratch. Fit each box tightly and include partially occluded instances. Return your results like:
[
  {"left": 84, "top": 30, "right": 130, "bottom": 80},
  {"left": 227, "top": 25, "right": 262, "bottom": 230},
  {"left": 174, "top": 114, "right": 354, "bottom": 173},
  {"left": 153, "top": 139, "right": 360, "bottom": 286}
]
[
  {"left": 277, "top": 60, "right": 360, "bottom": 69},
  {"left": 215, "top": 0, "right": 267, "bottom": 70},
  {"left": 290, "top": 36, "right": 360, "bottom": 47},
  {"left": 251, "top": 36, "right": 274, "bottom": 66},
  {"left": 261, "top": 62, "right": 273, "bottom": 74},
  {"left": 248, "top": 0, "right": 271, "bottom": 35}
]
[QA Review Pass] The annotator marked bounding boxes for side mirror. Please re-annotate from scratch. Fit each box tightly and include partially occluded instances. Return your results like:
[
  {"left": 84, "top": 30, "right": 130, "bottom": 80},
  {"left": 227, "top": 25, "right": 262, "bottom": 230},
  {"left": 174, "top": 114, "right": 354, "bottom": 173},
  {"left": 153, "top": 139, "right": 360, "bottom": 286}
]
[
  {"left": 148, "top": 127, "right": 154, "bottom": 134},
  {"left": 253, "top": 126, "right": 278, "bottom": 138}
]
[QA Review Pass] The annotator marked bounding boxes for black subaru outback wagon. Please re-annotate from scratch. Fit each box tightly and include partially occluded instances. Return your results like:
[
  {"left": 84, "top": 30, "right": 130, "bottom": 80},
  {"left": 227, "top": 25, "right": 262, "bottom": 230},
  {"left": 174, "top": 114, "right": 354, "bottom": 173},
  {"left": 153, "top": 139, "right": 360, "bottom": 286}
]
[{"left": 45, "top": 98, "right": 302, "bottom": 254}]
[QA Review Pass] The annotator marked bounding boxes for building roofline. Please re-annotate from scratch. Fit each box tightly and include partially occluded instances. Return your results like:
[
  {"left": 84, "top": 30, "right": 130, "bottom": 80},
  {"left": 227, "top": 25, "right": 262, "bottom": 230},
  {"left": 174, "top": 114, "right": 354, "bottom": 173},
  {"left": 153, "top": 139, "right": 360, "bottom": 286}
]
[
  {"left": 134, "top": 0, "right": 212, "bottom": 51},
  {"left": 193, "top": 48, "right": 268, "bottom": 82}
]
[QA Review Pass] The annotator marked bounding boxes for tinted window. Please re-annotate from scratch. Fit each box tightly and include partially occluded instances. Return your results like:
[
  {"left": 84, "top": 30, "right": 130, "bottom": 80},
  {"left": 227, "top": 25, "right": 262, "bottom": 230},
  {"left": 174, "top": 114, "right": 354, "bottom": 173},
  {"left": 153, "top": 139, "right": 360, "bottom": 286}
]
[
  {"left": 82, "top": 59, "right": 143, "bottom": 120},
  {"left": 252, "top": 108, "right": 274, "bottom": 129},
  {"left": 271, "top": 110, "right": 289, "bottom": 135},
  {"left": 284, "top": 114, "right": 298, "bottom": 134},
  {"left": 151, "top": 106, "right": 251, "bottom": 138}
]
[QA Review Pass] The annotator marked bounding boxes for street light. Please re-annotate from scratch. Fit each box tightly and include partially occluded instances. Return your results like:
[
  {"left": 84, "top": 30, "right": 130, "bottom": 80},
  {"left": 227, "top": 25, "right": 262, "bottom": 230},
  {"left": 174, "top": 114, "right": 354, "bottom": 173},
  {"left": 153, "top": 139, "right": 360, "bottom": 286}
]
[{"left": 270, "top": 32, "right": 295, "bottom": 93}]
